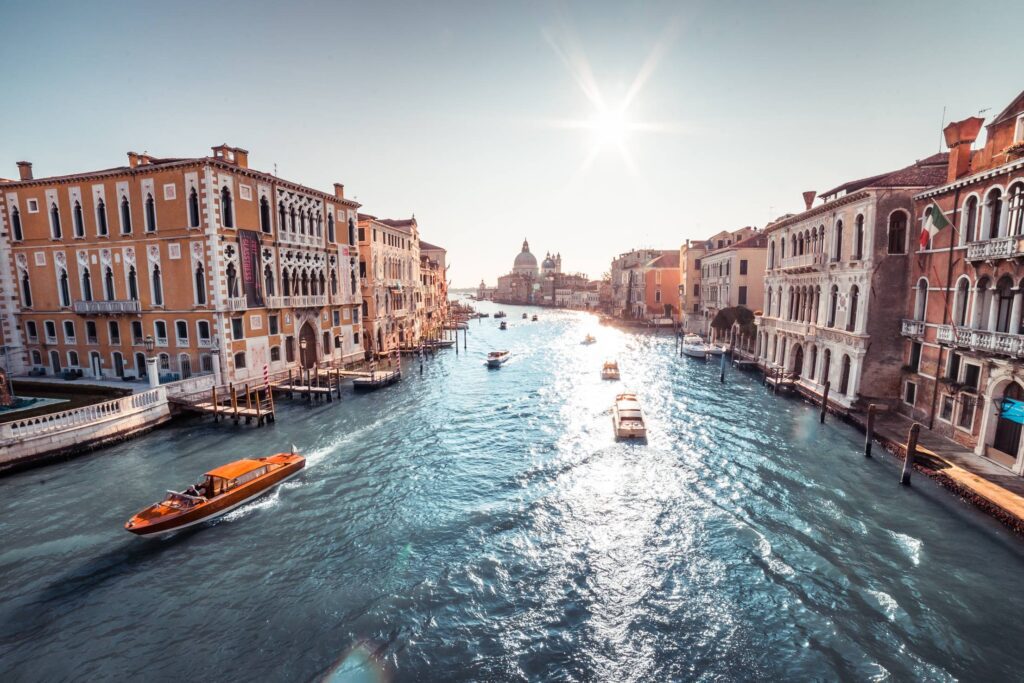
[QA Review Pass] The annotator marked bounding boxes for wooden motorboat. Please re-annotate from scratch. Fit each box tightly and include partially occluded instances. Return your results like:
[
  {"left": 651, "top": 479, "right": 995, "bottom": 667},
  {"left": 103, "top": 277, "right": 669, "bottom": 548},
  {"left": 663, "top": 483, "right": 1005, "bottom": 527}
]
[
  {"left": 601, "top": 360, "right": 620, "bottom": 380},
  {"left": 499, "top": 321, "right": 508, "bottom": 330},
  {"left": 531, "top": 315, "right": 538, "bottom": 321},
  {"left": 522, "top": 313, "right": 528, "bottom": 319},
  {"left": 612, "top": 393, "right": 646, "bottom": 440},
  {"left": 582, "top": 334, "right": 597, "bottom": 345},
  {"left": 125, "top": 451, "right": 305, "bottom": 536},
  {"left": 682, "top": 334, "right": 710, "bottom": 358},
  {"left": 487, "top": 350, "right": 510, "bottom": 368},
  {"left": 353, "top": 368, "right": 401, "bottom": 390},
  {"left": 494, "top": 311, "right": 507, "bottom": 319}
]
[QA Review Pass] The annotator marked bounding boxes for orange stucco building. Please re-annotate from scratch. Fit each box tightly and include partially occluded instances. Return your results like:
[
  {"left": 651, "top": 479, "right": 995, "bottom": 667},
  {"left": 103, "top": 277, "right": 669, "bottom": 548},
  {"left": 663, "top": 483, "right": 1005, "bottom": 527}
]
[{"left": 0, "top": 145, "right": 364, "bottom": 384}]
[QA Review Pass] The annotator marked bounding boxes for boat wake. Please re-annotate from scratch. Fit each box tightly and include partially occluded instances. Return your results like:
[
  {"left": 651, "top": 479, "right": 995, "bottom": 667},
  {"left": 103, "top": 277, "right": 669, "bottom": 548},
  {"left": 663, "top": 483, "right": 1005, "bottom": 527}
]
[{"left": 219, "top": 488, "right": 282, "bottom": 523}]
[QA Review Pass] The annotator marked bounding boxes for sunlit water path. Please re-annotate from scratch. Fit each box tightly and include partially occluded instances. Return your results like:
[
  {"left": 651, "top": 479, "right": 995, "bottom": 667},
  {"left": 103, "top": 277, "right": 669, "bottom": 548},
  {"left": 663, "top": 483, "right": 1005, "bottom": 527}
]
[{"left": 2, "top": 302, "right": 1023, "bottom": 681}]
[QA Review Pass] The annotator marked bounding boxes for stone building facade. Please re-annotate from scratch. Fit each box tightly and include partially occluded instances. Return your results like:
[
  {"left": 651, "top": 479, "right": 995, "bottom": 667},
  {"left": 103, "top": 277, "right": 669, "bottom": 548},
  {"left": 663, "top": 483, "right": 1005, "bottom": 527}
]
[
  {"left": 357, "top": 214, "right": 422, "bottom": 355},
  {"left": 0, "top": 145, "right": 364, "bottom": 385},
  {"left": 898, "top": 90, "right": 1024, "bottom": 475},
  {"left": 698, "top": 232, "right": 766, "bottom": 339},
  {"left": 756, "top": 154, "right": 948, "bottom": 409}
]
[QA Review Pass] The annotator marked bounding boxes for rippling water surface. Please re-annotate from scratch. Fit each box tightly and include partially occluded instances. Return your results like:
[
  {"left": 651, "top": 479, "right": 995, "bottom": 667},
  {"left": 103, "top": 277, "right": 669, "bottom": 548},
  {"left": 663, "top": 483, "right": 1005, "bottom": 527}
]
[{"left": 3, "top": 302, "right": 1024, "bottom": 681}]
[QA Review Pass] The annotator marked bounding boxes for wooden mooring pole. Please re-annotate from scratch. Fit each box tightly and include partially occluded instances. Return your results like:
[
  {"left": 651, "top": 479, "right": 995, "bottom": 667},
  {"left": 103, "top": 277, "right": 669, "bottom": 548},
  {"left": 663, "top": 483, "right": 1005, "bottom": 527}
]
[
  {"left": 719, "top": 350, "right": 726, "bottom": 383},
  {"left": 865, "top": 404, "right": 877, "bottom": 457},
  {"left": 901, "top": 423, "right": 920, "bottom": 486},
  {"left": 230, "top": 384, "right": 239, "bottom": 423},
  {"left": 212, "top": 385, "right": 219, "bottom": 421},
  {"left": 244, "top": 383, "right": 252, "bottom": 423},
  {"left": 819, "top": 381, "right": 830, "bottom": 424}
]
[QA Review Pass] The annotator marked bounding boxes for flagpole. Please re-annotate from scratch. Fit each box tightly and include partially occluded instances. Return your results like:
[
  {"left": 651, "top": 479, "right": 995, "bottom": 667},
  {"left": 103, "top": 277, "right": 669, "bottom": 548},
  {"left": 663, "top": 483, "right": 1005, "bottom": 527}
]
[{"left": 928, "top": 186, "right": 962, "bottom": 431}]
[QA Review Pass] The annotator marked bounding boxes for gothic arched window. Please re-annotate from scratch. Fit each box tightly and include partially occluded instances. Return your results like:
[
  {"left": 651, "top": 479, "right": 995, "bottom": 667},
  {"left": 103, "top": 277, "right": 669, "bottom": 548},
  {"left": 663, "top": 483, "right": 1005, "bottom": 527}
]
[
  {"left": 188, "top": 187, "right": 200, "bottom": 227},
  {"left": 145, "top": 193, "right": 156, "bottom": 232},
  {"left": 221, "top": 186, "right": 234, "bottom": 228},
  {"left": 120, "top": 195, "right": 132, "bottom": 234}
]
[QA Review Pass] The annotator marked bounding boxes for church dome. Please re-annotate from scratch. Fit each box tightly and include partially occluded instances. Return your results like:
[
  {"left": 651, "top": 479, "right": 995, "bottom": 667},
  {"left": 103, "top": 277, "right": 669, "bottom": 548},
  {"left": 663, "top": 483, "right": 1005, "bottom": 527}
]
[
  {"left": 542, "top": 255, "right": 556, "bottom": 270},
  {"left": 513, "top": 238, "right": 538, "bottom": 274}
]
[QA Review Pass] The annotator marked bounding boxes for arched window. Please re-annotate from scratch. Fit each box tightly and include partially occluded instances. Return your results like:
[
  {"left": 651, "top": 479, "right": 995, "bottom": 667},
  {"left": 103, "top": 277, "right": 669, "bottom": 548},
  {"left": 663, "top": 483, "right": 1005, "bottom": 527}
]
[
  {"left": 145, "top": 193, "right": 156, "bottom": 232},
  {"left": 914, "top": 278, "right": 928, "bottom": 320},
  {"left": 780, "top": 237, "right": 786, "bottom": 262},
  {"left": 109, "top": 320, "right": 120, "bottom": 344},
  {"left": 827, "top": 285, "right": 838, "bottom": 327},
  {"left": 59, "top": 269, "right": 70, "bottom": 307},
  {"left": 120, "top": 195, "right": 132, "bottom": 234},
  {"left": 96, "top": 199, "right": 108, "bottom": 236},
  {"left": 50, "top": 202, "right": 62, "bottom": 238},
  {"left": 264, "top": 264, "right": 275, "bottom": 296},
  {"left": 973, "top": 277, "right": 992, "bottom": 329},
  {"left": 20, "top": 271, "right": 32, "bottom": 307},
  {"left": 299, "top": 210, "right": 306, "bottom": 235},
  {"left": 318, "top": 271, "right": 326, "bottom": 296},
  {"left": 188, "top": 187, "right": 200, "bottom": 227},
  {"left": 152, "top": 265, "right": 163, "bottom": 306},
  {"left": 221, "top": 186, "right": 234, "bottom": 228},
  {"left": 963, "top": 196, "right": 979, "bottom": 244},
  {"left": 279, "top": 201, "right": 287, "bottom": 232},
  {"left": 104, "top": 266, "right": 115, "bottom": 300},
  {"left": 195, "top": 263, "right": 207, "bottom": 305},
  {"left": 853, "top": 215, "right": 864, "bottom": 260},
  {"left": 808, "top": 345, "right": 818, "bottom": 379},
  {"left": 11, "top": 207, "right": 23, "bottom": 241},
  {"left": 995, "top": 276, "right": 1014, "bottom": 333},
  {"left": 270, "top": 346, "right": 281, "bottom": 362},
  {"left": 327, "top": 214, "right": 335, "bottom": 242},
  {"left": 953, "top": 277, "right": 970, "bottom": 327},
  {"left": 839, "top": 354, "right": 852, "bottom": 395},
  {"left": 847, "top": 285, "right": 860, "bottom": 332},
  {"left": 315, "top": 211, "right": 322, "bottom": 237},
  {"left": 833, "top": 220, "right": 844, "bottom": 261},
  {"left": 260, "top": 196, "right": 272, "bottom": 233},
  {"left": 226, "top": 263, "right": 239, "bottom": 297},
  {"left": 128, "top": 266, "right": 139, "bottom": 301},
  {"left": 348, "top": 218, "right": 356, "bottom": 245},
  {"left": 985, "top": 188, "right": 1003, "bottom": 239},
  {"left": 81, "top": 267, "right": 93, "bottom": 302},
  {"left": 234, "top": 351, "right": 246, "bottom": 369},
  {"left": 289, "top": 206, "right": 296, "bottom": 232},
  {"left": 330, "top": 270, "right": 338, "bottom": 296},
  {"left": 159, "top": 353, "right": 171, "bottom": 371},
  {"left": 1007, "top": 182, "right": 1024, "bottom": 236},
  {"left": 282, "top": 269, "right": 291, "bottom": 296},
  {"left": 73, "top": 200, "right": 84, "bottom": 237},
  {"left": 301, "top": 270, "right": 309, "bottom": 296},
  {"left": 887, "top": 211, "right": 907, "bottom": 254},
  {"left": 766, "top": 288, "right": 772, "bottom": 315},
  {"left": 768, "top": 241, "right": 775, "bottom": 269}
]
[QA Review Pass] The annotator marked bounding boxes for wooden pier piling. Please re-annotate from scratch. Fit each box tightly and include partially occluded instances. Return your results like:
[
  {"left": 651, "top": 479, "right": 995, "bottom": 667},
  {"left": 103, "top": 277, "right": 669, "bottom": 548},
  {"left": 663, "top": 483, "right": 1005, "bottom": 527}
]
[
  {"left": 865, "top": 404, "right": 877, "bottom": 457},
  {"left": 901, "top": 423, "right": 920, "bottom": 486},
  {"left": 819, "top": 381, "right": 830, "bottom": 424}
]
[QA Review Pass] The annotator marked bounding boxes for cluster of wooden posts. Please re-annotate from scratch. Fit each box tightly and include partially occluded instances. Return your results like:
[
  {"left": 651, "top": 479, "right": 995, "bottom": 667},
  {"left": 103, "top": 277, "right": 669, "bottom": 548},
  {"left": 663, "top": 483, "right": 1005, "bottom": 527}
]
[{"left": 206, "top": 383, "right": 276, "bottom": 427}]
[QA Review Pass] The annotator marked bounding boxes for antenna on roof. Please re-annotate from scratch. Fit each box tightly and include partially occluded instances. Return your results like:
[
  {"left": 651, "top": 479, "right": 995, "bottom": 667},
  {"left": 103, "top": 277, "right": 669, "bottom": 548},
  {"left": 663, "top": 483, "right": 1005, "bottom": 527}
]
[
  {"left": 273, "top": 163, "right": 278, "bottom": 176},
  {"left": 939, "top": 105, "right": 947, "bottom": 153},
  {"left": 978, "top": 107, "right": 991, "bottom": 117}
]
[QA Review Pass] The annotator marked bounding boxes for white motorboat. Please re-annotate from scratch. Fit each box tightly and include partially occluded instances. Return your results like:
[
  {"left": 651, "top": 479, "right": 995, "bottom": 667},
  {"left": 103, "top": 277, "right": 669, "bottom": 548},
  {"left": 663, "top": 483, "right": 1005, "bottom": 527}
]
[
  {"left": 601, "top": 360, "right": 620, "bottom": 380},
  {"left": 612, "top": 393, "right": 646, "bottom": 440},
  {"left": 487, "top": 350, "right": 510, "bottom": 368},
  {"left": 582, "top": 334, "right": 597, "bottom": 345},
  {"left": 706, "top": 344, "right": 726, "bottom": 357},
  {"left": 682, "top": 334, "right": 710, "bottom": 358}
]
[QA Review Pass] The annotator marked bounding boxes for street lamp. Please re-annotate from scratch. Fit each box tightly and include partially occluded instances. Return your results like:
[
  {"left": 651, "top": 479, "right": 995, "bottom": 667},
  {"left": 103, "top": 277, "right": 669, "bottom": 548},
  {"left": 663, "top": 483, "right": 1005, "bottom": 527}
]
[{"left": 144, "top": 335, "right": 158, "bottom": 387}]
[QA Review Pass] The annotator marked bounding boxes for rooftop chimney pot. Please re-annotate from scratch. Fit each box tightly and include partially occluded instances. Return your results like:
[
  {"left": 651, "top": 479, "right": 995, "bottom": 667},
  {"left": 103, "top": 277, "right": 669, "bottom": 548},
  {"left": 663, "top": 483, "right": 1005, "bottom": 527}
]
[
  {"left": 16, "top": 161, "right": 32, "bottom": 181},
  {"left": 334, "top": 183, "right": 345, "bottom": 199},
  {"left": 802, "top": 191, "right": 816, "bottom": 211}
]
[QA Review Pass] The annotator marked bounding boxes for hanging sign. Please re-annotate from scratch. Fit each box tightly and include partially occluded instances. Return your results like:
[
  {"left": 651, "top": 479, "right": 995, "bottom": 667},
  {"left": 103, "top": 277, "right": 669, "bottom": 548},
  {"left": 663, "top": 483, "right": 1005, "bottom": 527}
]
[
  {"left": 999, "top": 398, "right": 1024, "bottom": 425},
  {"left": 238, "top": 230, "right": 265, "bottom": 308}
]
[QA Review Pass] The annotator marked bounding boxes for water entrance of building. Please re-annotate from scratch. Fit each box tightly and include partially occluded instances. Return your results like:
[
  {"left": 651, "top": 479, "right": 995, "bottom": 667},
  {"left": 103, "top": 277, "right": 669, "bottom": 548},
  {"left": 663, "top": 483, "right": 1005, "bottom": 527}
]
[
  {"left": 990, "top": 382, "right": 1024, "bottom": 468},
  {"left": 792, "top": 345, "right": 803, "bottom": 377},
  {"left": 299, "top": 322, "right": 317, "bottom": 369},
  {"left": 90, "top": 352, "right": 102, "bottom": 378},
  {"left": 113, "top": 352, "right": 124, "bottom": 378},
  {"left": 49, "top": 350, "right": 61, "bottom": 375},
  {"left": 180, "top": 355, "right": 192, "bottom": 379}
]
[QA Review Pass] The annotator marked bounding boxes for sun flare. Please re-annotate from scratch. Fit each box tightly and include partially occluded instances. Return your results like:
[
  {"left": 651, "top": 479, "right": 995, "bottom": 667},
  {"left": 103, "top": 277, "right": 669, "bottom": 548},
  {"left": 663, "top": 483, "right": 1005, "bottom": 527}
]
[{"left": 590, "top": 107, "right": 629, "bottom": 147}]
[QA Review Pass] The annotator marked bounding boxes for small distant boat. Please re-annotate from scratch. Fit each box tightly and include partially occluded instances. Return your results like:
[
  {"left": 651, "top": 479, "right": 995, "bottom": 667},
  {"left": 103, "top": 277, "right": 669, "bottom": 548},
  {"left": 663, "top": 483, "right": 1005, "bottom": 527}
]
[
  {"left": 494, "top": 311, "right": 507, "bottom": 319},
  {"left": 612, "top": 393, "right": 646, "bottom": 440},
  {"left": 522, "top": 313, "right": 528, "bottom": 319},
  {"left": 499, "top": 321, "right": 507, "bottom": 330},
  {"left": 682, "top": 334, "right": 710, "bottom": 358},
  {"left": 531, "top": 315, "right": 538, "bottom": 321},
  {"left": 125, "top": 451, "right": 305, "bottom": 536},
  {"left": 601, "top": 360, "right": 620, "bottom": 380},
  {"left": 487, "top": 350, "right": 510, "bottom": 368},
  {"left": 582, "top": 334, "right": 596, "bottom": 345}
]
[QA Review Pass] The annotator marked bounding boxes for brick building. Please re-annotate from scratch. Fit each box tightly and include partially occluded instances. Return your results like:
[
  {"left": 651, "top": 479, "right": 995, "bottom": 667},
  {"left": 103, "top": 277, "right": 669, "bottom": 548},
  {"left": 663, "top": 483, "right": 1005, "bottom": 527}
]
[
  {"left": 0, "top": 145, "right": 364, "bottom": 385},
  {"left": 898, "top": 90, "right": 1024, "bottom": 475}
]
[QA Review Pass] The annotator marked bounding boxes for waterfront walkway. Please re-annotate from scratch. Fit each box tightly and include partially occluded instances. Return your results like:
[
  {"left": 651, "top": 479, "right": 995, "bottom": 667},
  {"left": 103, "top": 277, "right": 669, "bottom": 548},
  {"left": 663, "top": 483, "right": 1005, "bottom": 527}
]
[{"left": 850, "top": 408, "right": 1024, "bottom": 533}]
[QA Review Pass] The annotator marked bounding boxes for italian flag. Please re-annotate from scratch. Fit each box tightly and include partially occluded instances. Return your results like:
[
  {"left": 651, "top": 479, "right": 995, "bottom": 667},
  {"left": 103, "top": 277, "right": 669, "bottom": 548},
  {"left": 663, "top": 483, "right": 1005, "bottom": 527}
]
[{"left": 920, "top": 200, "right": 950, "bottom": 249}]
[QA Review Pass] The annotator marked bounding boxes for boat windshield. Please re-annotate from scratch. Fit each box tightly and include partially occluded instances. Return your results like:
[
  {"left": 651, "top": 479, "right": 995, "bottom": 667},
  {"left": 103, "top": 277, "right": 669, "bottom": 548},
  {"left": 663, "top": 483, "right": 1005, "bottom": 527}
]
[{"left": 162, "top": 491, "right": 204, "bottom": 510}]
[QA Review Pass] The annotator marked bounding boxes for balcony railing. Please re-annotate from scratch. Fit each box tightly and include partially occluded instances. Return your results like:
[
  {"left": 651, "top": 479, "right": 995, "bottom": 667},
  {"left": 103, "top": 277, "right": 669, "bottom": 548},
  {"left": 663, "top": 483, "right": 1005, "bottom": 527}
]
[
  {"left": 966, "top": 236, "right": 1023, "bottom": 261},
  {"left": 901, "top": 319, "right": 926, "bottom": 337},
  {"left": 779, "top": 252, "right": 825, "bottom": 272},
  {"left": 937, "top": 324, "right": 1024, "bottom": 358},
  {"left": 73, "top": 299, "right": 142, "bottom": 315},
  {"left": 775, "top": 319, "right": 811, "bottom": 336},
  {"left": 226, "top": 296, "right": 248, "bottom": 311},
  {"left": 265, "top": 295, "right": 328, "bottom": 309}
]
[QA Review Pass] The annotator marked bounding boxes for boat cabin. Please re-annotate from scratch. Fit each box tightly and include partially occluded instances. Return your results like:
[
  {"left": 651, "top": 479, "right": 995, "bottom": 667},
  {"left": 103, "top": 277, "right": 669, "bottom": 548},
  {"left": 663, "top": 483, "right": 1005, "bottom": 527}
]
[{"left": 203, "top": 459, "right": 271, "bottom": 496}]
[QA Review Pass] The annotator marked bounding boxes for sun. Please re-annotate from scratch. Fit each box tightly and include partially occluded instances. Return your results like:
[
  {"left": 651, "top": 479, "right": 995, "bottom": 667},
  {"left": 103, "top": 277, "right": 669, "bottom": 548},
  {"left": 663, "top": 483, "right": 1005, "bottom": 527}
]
[{"left": 589, "top": 107, "right": 629, "bottom": 147}]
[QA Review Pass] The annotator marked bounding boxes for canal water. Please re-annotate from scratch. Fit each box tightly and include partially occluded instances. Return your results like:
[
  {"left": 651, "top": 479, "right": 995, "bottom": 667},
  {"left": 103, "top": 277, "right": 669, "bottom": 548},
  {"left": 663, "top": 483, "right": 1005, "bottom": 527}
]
[{"left": 2, "top": 302, "right": 1024, "bottom": 682}]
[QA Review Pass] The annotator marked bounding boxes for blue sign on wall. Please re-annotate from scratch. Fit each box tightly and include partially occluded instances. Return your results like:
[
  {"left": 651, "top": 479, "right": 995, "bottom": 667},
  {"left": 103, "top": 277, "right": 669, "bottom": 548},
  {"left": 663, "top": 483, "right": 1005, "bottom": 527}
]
[{"left": 999, "top": 398, "right": 1024, "bottom": 425}]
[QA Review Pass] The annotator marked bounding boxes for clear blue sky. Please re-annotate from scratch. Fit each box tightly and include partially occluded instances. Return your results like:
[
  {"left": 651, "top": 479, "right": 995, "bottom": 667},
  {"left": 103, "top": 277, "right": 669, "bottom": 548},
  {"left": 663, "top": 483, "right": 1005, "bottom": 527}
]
[{"left": 1, "top": 1, "right": 1019, "bottom": 286}]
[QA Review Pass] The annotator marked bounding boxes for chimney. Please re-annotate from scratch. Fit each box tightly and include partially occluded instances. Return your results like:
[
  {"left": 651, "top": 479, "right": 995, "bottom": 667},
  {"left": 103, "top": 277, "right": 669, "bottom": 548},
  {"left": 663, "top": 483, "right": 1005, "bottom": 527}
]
[
  {"left": 333, "top": 183, "right": 345, "bottom": 199},
  {"left": 234, "top": 148, "right": 249, "bottom": 168},
  {"left": 943, "top": 116, "right": 984, "bottom": 183},
  {"left": 802, "top": 191, "right": 816, "bottom": 211},
  {"left": 127, "top": 152, "right": 140, "bottom": 168},
  {"left": 16, "top": 161, "right": 32, "bottom": 181}
]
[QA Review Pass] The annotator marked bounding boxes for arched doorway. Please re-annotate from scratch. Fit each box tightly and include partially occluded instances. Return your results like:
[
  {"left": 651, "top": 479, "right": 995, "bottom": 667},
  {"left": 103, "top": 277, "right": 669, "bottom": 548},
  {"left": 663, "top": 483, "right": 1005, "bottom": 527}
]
[
  {"left": 113, "top": 352, "right": 125, "bottom": 378},
  {"left": 376, "top": 327, "right": 384, "bottom": 354},
  {"left": 298, "top": 322, "right": 318, "bottom": 369},
  {"left": 992, "top": 382, "right": 1024, "bottom": 467},
  {"left": 179, "top": 354, "right": 192, "bottom": 379},
  {"left": 135, "top": 352, "right": 147, "bottom": 378},
  {"left": 90, "top": 351, "right": 102, "bottom": 378},
  {"left": 839, "top": 354, "right": 851, "bottom": 395},
  {"left": 49, "top": 350, "right": 61, "bottom": 375},
  {"left": 792, "top": 345, "right": 804, "bottom": 377}
]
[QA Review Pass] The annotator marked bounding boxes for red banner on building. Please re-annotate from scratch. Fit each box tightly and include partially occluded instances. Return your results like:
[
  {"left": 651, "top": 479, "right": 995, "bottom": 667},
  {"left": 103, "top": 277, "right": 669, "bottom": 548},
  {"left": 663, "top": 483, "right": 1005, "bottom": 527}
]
[{"left": 238, "top": 230, "right": 265, "bottom": 308}]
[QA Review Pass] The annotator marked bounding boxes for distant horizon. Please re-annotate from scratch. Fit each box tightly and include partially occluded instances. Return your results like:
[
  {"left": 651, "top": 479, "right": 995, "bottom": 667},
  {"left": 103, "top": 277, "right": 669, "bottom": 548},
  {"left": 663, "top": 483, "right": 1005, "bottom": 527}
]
[{"left": 1, "top": 0, "right": 1019, "bottom": 288}]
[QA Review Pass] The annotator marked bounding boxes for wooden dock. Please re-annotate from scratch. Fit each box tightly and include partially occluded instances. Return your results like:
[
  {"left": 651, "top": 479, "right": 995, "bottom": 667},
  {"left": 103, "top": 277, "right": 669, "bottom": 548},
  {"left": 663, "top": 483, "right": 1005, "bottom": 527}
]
[
  {"left": 353, "top": 369, "right": 401, "bottom": 391},
  {"left": 170, "top": 383, "right": 276, "bottom": 426}
]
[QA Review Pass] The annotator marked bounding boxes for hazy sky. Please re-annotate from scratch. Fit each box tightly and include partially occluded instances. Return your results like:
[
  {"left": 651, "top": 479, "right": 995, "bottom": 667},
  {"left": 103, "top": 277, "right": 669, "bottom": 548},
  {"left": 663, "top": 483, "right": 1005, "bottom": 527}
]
[{"left": 1, "top": 1, "right": 1020, "bottom": 286}]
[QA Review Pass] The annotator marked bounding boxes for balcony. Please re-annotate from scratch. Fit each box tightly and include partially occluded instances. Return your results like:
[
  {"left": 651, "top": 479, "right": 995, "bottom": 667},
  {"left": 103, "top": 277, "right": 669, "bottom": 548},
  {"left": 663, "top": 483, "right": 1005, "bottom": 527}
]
[
  {"left": 73, "top": 299, "right": 142, "bottom": 315},
  {"left": 901, "top": 319, "right": 926, "bottom": 337},
  {"left": 226, "top": 296, "right": 248, "bottom": 312},
  {"left": 775, "top": 319, "right": 812, "bottom": 336},
  {"left": 967, "top": 236, "right": 1024, "bottom": 261},
  {"left": 266, "top": 294, "right": 328, "bottom": 309},
  {"left": 779, "top": 252, "right": 825, "bottom": 273},
  {"left": 937, "top": 324, "right": 1024, "bottom": 358}
]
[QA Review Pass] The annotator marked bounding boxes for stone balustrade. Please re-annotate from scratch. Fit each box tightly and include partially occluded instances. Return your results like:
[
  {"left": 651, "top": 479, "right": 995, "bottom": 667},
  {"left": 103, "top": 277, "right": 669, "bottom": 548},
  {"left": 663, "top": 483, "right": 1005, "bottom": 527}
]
[
  {"left": 937, "top": 324, "right": 1024, "bottom": 357},
  {"left": 966, "top": 236, "right": 1021, "bottom": 261},
  {"left": 73, "top": 299, "right": 142, "bottom": 314},
  {"left": 1, "top": 388, "right": 166, "bottom": 443},
  {"left": 226, "top": 296, "right": 248, "bottom": 311},
  {"left": 901, "top": 319, "right": 926, "bottom": 337}
]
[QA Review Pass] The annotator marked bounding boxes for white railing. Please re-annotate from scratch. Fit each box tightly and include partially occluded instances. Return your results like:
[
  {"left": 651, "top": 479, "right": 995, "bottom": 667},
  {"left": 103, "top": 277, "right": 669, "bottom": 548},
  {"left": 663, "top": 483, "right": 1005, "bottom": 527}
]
[
  {"left": 264, "top": 295, "right": 327, "bottom": 309},
  {"left": 73, "top": 300, "right": 142, "bottom": 314},
  {"left": 901, "top": 319, "right": 925, "bottom": 337},
  {"left": 226, "top": 296, "right": 248, "bottom": 311},
  {"left": 966, "top": 236, "right": 1021, "bottom": 261},
  {"left": 937, "top": 324, "right": 1024, "bottom": 357},
  {"left": 162, "top": 373, "right": 215, "bottom": 399},
  {"left": 779, "top": 252, "right": 824, "bottom": 271},
  {"left": 198, "top": 338, "right": 213, "bottom": 348},
  {"left": 775, "top": 319, "right": 811, "bottom": 336},
  {"left": 1, "top": 387, "right": 166, "bottom": 442}
]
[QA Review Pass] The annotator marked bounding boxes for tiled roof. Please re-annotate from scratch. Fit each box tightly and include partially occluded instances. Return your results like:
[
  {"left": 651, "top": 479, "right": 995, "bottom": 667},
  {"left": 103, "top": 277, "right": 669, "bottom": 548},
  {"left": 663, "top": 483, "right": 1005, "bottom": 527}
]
[
  {"left": 420, "top": 240, "right": 445, "bottom": 252},
  {"left": 820, "top": 153, "right": 948, "bottom": 199},
  {"left": 379, "top": 218, "right": 416, "bottom": 230},
  {"left": 648, "top": 252, "right": 680, "bottom": 268}
]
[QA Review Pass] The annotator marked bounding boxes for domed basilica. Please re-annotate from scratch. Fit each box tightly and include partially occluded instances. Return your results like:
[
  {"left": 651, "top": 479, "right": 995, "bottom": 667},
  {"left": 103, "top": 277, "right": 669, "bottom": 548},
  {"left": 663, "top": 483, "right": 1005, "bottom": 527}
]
[{"left": 495, "top": 238, "right": 563, "bottom": 304}]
